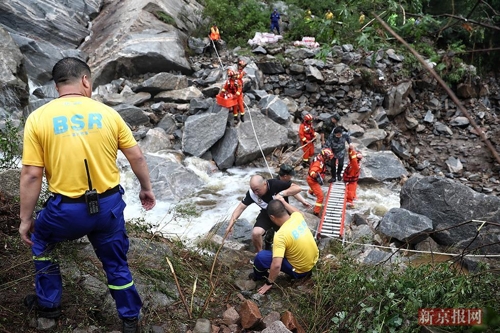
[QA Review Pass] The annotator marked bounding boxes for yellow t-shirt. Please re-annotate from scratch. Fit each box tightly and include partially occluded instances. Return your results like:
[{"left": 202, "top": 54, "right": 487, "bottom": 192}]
[
  {"left": 22, "top": 96, "right": 137, "bottom": 197},
  {"left": 273, "top": 212, "right": 319, "bottom": 273}
]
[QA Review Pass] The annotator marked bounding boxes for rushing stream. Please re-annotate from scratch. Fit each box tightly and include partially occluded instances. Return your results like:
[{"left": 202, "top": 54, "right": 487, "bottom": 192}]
[{"left": 119, "top": 155, "right": 401, "bottom": 245}]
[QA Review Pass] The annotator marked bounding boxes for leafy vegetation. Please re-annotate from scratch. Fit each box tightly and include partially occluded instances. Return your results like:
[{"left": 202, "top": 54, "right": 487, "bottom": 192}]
[
  {"left": 0, "top": 119, "right": 22, "bottom": 170},
  {"left": 287, "top": 255, "right": 500, "bottom": 332},
  {"left": 199, "top": 0, "right": 500, "bottom": 78}
]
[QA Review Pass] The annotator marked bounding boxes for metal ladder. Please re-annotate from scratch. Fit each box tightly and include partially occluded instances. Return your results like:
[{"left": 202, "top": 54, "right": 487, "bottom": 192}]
[{"left": 315, "top": 180, "right": 347, "bottom": 239}]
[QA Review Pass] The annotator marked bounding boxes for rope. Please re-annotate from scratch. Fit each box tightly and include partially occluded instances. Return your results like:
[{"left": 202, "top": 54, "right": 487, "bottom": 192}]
[
  {"left": 327, "top": 237, "right": 500, "bottom": 258},
  {"left": 244, "top": 100, "right": 274, "bottom": 178},
  {"left": 211, "top": 39, "right": 225, "bottom": 73}
]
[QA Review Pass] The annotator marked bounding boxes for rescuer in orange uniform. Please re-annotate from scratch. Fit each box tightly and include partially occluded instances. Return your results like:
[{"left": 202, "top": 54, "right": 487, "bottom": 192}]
[
  {"left": 307, "top": 148, "right": 334, "bottom": 216},
  {"left": 220, "top": 69, "right": 244, "bottom": 125},
  {"left": 343, "top": 147, "right": 362, "bottom": 208},
  {"left": 235, "top": 60, "right": 247, "bottom": 122},
  {"left": 209, "top": 24, "right": 220, "bottom": 41},
  {"left": 298, "top": 114, "right": 316, "bottom": 168}
]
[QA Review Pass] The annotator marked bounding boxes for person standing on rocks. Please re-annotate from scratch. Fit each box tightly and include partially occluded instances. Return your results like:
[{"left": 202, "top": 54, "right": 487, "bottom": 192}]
[
  {"left": 226, "top": 175, "right": 302, "bottom": 253},
  {"left": 19, "top": 57, "right": 156, "bottom": 333},
  {"left": 270, "top": 8, "right": 281, "bottom": 35},
  {"left": 326, "top": 126, "right": 352, "bottom": 182},
  {"left": 250, "top": 196, "right": 319, "bottom": 295},
  {"left": 307, "top": 148, "right": 334, "bottom": 216},
  {"left": 298, "top": 114, "right": 316, "bottom": 168}
]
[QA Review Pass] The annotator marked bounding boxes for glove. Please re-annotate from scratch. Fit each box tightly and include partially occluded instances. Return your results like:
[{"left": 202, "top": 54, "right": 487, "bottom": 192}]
[{"left": 316, "top": 175, "right": 324, "bottom": 185}]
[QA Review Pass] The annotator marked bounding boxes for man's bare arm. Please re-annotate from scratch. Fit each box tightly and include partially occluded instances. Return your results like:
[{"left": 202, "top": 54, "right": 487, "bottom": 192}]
[
  {"left": 226, "top": 202, "right": 248, "bottom": 234},
  {"left": 19, "top": 165, "right": 44, "bottom": 246},
  {"left": 121, "top": 145, "right": 156, "bottom": 210}
]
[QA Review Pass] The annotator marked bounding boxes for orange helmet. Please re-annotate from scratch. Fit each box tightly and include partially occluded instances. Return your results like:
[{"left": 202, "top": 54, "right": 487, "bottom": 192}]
[
  {"left": 238, "top": 60, "right": 247, "bottom": 69},
  {"left": 304, "top": 114, "right": 313, "bottom": 123},
  {"left": 227, "top": 69, "right": 235, "bottom": 77},
  {"left": 356, "top": 152, "right": 363, "bottom": 160},
  {"left": 321, "top": 148, "right": 334, "bottom": 160}
]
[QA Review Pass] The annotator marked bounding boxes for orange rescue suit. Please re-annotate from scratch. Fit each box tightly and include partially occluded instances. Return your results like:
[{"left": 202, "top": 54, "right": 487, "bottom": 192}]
[
  {"left": 209, "top": 26, "right": 220, "bottom": 41},
  {"left": 343, "top": 148, "right": 360, "bottom": 204},
  {"left": 221, "top": 78, "right": 244, "bottom": 117},
  {"left": 299, "top": 121, "right": 316, "bottom": 163},
  {"left": 307, "top": 154, "right": 328, "bottom": 215},
  {"left": 235, "top": 69, "right": 246, "bottom": 116}
]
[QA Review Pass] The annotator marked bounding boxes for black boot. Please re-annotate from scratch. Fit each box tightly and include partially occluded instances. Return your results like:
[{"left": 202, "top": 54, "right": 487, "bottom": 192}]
[
  {"left": 122, "top": 317, "right": 139, "bottom": 333},
  {"left": 233, "top": 116, "right": 239, "bottom": 125},
  {"left": 240, "top": 114, "right": 245, "bottom": 122}
]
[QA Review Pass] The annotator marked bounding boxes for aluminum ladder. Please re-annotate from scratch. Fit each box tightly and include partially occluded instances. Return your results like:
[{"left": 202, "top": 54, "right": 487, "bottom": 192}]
[{"left": 315, "top": 180, "right": 347, "bottom": 239}]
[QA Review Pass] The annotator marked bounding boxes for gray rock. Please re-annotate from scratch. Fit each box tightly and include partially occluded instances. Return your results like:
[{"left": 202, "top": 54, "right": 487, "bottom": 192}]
[
  {"left": 234, "top": 111, "right": 288, "bottom": 166},
  {"left": 258, "top": 95, "right": 290, "bottom": 124},
  {"left": 138, "top": 128, "right": 173, "bottom": 154},
  {"left": 305, "top": 65, "right": 324, "bottom": 82},
  {"left": 359, "top": 249, "right": 396, "bottom": 265},
  {"left": 383, "top": 81, "right": 412, "bottom": 117},
  {"left": 424, "top": 110, "right": 434, "bottom": 123},
  {"left": 359, "top": 128, "right": 386, "bottom": 148},
  {"left": 400, "top": 176, "right": 500, "bottom": 254},
  {"left": 182, "top": 108, "right": 227, "bottom": 157},
  {"left": 445, "top": 156, "right": 463, "bottom": 174},
  {"left": 450, "top": 116, "right": 470, "bottom": 127},
  {"left": 154, "top": 86, "right": 203, "bottom": 103},
  {"left": 433, "top": 122, "right": 453, "bottom": 136},
  {"left": 377, "top": 208, "right": 433, "bottom": 244},
  {"left": 0, "top": 27, "right": 28, "bottom": 107},
  {"left": 189, "top": 97, "right": 214, "bottom": 114},
  {"left": 211, "top": 127, "right": 237, "bottom": 170},
  {"left": 288, "top": 63, "right": 304, "bottom": 74},
  {"left": 135, "top": 72, "right": 189, "bottom": 94},
  {"left": 261, "top": 320, "right": 293, "bottom": 333},
  {"left": 256, "top": 60, "right": 285, "bottom": 74},
  {"left": 360, "top": 150, "right": 408, "bottom": 182},
  {"left": 252, "top": 46, "right": 267, "bottom": 54},
  {"left": 193, "top": 318, "right": 211, "bottom": 333},
  {"left": 284, "top": 47, "right": 318, "bottom": 59},
  {"left": 113, "top": 104, "right": 150, "bottom": 127}
]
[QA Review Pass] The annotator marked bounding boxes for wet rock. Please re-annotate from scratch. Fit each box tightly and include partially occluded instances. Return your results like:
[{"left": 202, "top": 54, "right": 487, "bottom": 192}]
[
  {"left": 211, "top": 127, "right": 237, "bottom": 170},
  {"left": 139, "top": 127, "right": 174, "bottom": 153}
]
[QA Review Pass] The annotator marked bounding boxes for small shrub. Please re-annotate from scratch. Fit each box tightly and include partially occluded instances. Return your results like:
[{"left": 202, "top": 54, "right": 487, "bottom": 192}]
[
  {"left": 156, "top": 11, "right": 177, "bottom": 26},
  {"left": 0, "top": 119, "right": 22, "bottom": 170}
]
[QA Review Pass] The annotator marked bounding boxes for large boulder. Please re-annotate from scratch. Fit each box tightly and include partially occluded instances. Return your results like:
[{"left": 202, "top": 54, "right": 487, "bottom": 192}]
[
  {"left": 377, "top": 208, "right": 433, "bottom": 244},
  {"left": 0, "top": 26, "right": 28, "bottom": 109},
  {"left": 384, "top": 81, "right": 412, "bottom": 117},
  {"left": 234, "top": 111, "right": 288, "bottom": 166},
  {"left": 182, "top": 108, "right": 227, "bottom": 157},
  {"left": 400, "top": 176, "right": 500, "bottom": 254},
  {"left": 81, "top": 0, "right": 202, "bottom": 86},
  {"left": 0, "top": 0, "right": 100, "bottom": 49},
  {"left": 258, "top": 95, "right": 290, "bottom": 125},
  {"left": 359, "top": 150, "right": 408, "bottom": 182},
  {"left": 211, "top": 127, "right": 238, "bottom": 170}
]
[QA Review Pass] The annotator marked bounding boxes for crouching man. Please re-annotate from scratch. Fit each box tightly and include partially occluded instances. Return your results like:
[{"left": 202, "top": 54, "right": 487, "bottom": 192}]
[{"left": 250, "top": 195, "right": 319, "bottom": 295}]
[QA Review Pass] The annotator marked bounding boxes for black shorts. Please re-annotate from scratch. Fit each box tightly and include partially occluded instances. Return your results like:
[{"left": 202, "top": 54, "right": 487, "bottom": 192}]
[{"left": 254, "top": 210, "right": 279, "bottom": 231}]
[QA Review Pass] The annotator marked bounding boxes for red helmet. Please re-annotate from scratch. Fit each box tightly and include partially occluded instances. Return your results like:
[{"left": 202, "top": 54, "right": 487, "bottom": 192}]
[
  {"left": 304, "top": 114, "right": 313, "bottom": 123},
  {"left": 356, "top": 152, "right": 363, "bottom": 160},
  {"left": 321, "top": 148, "right": 334, "bottom": 160},
  {"left": 238, "top": 60, "right": 247, "bottom": 69},
  {"left": 227, "top": 69, "right": 236, "bottom": 78}
]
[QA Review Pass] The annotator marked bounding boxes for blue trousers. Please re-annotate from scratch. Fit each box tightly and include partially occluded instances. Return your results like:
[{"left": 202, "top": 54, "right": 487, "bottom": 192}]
[
  {"left": 253, "top": 250, "right": 311, "bottom": 279},
  {"left": 270, "top": 22, "right": 280, "bottom": 34},
  {"left": 31, "top": 187, "right": 141, "bottom": 319}
]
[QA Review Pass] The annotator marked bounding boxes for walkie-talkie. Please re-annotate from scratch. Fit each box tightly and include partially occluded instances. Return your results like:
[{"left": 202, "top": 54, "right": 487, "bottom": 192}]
[{"left": 84, "top": 159, "right": 100, "bottom": 215}]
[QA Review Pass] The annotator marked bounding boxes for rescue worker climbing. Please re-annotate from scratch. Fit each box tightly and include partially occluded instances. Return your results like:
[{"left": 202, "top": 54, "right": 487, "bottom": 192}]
[
  {"left": 220, "top": 69, "right": 244, "bottom": 125},
  {"left": 343, "top": 148, "right": 362, "bottom": 208},
  {"left": 307, "top": 148, "right": 334, "bottom": 216},
  {"left": 298, "top": 114, "right": 316, "bottom": 168}
]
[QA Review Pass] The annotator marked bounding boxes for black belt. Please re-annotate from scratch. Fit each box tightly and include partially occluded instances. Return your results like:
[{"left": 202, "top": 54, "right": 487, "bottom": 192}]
[{"left": 57, "top": 185, "right": 120, "bottom": 203}]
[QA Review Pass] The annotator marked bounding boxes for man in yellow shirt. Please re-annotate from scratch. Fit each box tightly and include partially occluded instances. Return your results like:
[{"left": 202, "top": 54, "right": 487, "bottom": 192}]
[
  {"left": 19, "top": 57, "right": 156, "bottom": 333},
  {"left": 249, "top": 195, "right": 319, "bottom": 295}
]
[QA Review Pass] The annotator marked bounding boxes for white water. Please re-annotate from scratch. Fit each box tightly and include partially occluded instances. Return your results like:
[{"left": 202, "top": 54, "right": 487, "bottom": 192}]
[{"left": 120, "top": 156, "right": 401, "bottom": 244}]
